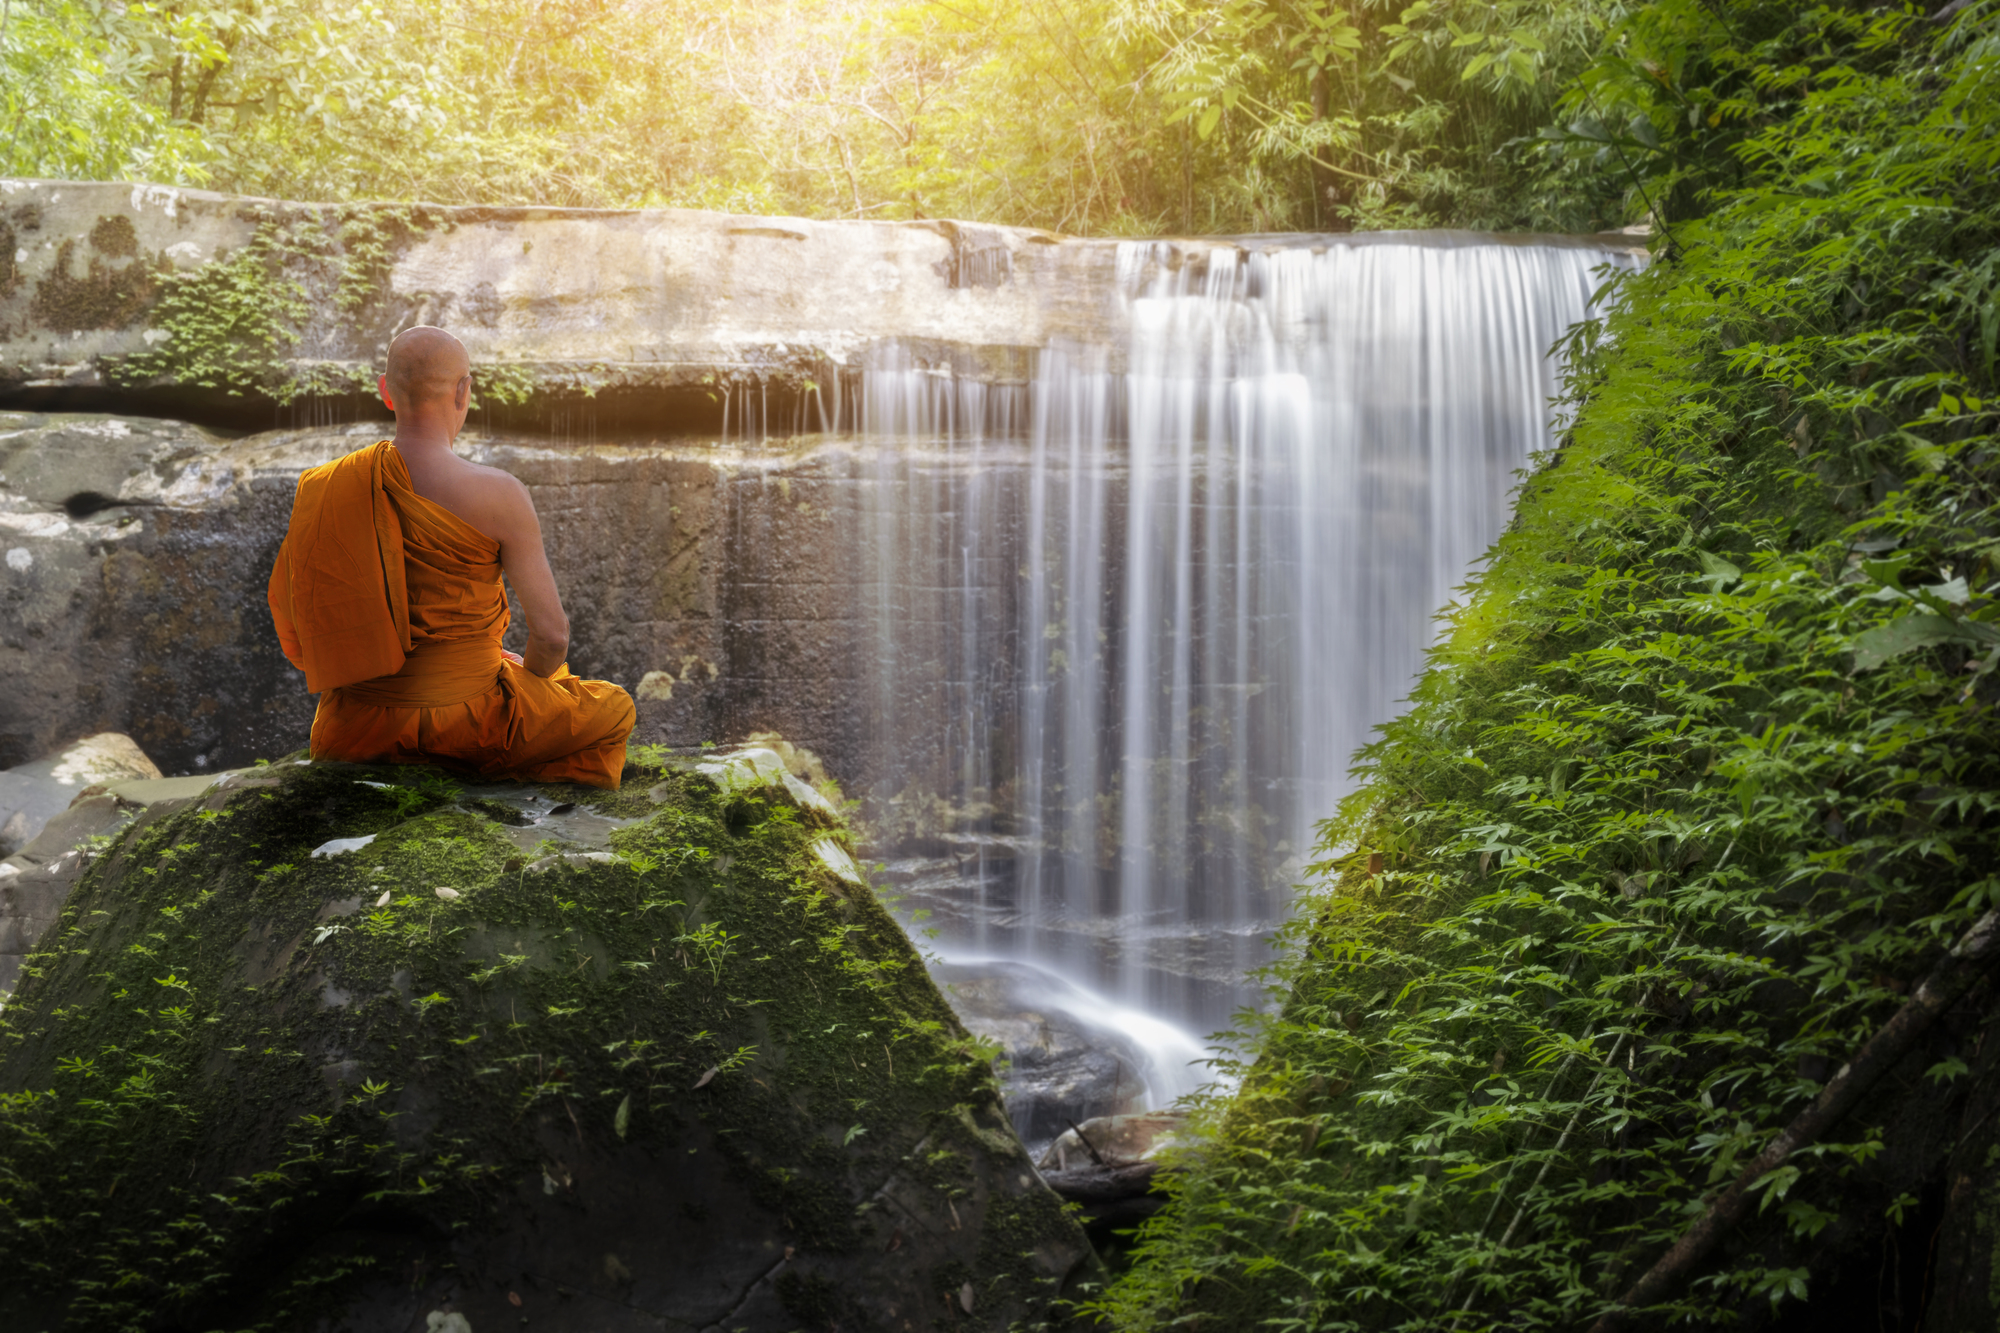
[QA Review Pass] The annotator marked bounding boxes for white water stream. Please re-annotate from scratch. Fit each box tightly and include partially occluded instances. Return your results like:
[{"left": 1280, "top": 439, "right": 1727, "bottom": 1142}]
[{"left": 851, "top": 234, "right": 1635, "bottom": 1049}]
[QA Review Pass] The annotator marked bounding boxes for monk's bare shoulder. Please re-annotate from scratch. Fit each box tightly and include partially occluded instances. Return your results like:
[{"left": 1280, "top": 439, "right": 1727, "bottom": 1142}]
[
  {"left": 453, "top": 461, "right": 540, "bottom": 546},
  {"left": 460, "top": 458, "right": 532, "bottom": 499}
]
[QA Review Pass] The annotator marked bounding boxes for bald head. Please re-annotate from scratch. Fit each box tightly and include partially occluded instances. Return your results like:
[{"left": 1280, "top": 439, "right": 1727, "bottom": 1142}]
[{"left": 384, "top": 326, "right": 470, "bottom": 409}]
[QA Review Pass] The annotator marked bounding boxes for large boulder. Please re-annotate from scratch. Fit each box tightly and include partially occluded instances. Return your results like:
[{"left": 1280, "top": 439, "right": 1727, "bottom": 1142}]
[{"left": 0, "top": 753, "right": 1094, "bottom": 1330}]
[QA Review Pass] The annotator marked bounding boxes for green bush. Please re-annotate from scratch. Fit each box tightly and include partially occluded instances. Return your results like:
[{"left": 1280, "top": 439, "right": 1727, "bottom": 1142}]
[{"left": 1101, "top": 3, "right": 2000, "bottom": 1327}]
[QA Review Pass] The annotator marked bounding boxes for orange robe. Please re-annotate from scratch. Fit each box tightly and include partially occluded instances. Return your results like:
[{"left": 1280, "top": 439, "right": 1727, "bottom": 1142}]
[{"left": 268, "top": 440, "right": 634, "bottom": 788}]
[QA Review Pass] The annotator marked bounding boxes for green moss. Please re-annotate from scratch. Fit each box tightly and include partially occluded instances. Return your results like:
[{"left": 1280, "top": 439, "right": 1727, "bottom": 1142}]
[
  {"left": 103, "top": 202, "right": 550, "bottom": 410},
  {"left": 0, "top": 756, "right": 1066, "bottom": 1329},
  {"left": 112, "top": 207, "right": 401, "bottom": 403},
  {"left": 775, "top": 1266, "right": 857, "bottom": 1326}
]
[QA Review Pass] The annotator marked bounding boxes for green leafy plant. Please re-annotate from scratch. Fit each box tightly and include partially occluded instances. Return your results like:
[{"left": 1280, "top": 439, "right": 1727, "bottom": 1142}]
[{"left": 1105, "top": 3, "right": 2000, "bottom": 1328}]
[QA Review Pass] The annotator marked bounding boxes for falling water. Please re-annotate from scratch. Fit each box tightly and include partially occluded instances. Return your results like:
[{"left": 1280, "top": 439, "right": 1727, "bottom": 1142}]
[{"left": 852, "top": 233, "right": 1637, "bottom": 1033}]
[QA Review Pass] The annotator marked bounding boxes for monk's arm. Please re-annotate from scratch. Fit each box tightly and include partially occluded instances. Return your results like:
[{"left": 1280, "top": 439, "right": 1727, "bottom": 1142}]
[
  {"left": 266, "top": 542, "right": 306, "bottom": 672},
  {"left": 489, "top": 478, "right": 571, "bottom": 677}
]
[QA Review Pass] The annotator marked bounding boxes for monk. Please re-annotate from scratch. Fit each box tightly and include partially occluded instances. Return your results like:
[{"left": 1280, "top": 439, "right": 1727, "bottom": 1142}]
[{"left": 267, "top": 327, "right": 635, "bottom": 787}]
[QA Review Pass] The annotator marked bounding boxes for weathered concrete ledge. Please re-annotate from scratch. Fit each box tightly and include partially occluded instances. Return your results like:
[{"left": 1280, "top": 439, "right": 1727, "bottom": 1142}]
[
  {"left": 0, "top": 179, "right": 1115, "bottom": 429},
  {"left": 0, "top": 179, "right": 1648, "bottom": 430}
]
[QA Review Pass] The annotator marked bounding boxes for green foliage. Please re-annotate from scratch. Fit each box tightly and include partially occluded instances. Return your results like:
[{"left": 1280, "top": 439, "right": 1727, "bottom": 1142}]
[
  {"left": 1104, "top": 2, "right": 2000, "bottom": 1328},
  {"left": 1133, "top": 0, "right": 1627, "bottom": 230},
  {"left": 1, "top": 0, "right": 1626, "bottom": 234},
  {"left": 469, "top": 362, "right": 536, "bottom": 410},
  {"left": 0, "top": 0, "right": 214, "bottom": 186},
  {"left": 114, "top": 214, "right": 311, "bottom": 399}
]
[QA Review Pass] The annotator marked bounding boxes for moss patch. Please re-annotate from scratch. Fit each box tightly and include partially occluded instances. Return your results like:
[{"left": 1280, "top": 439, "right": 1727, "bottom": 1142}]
[
  {"left": 114, "top": 206, "right": 426, "bottom": 403},
  {"left": 108, "top": 203, "right": 545, "bottom": 411},
  {"left": 0, "top": 757, "right": 1089, "bottom": 1330}
]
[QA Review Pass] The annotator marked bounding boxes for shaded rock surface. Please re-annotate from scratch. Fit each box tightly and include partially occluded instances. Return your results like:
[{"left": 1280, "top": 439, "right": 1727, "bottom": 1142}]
[
  {"left": 0, "top": 412, "right": 306, "bottom": 771},
  {"left": 0, "top": 753, "right": 1094, "bottom": 1331},
  {"left": 932, "top": 959, "right": 1155, "bottom": 1151},
  {"left": 0, "top": 730, "right": 161, "bottom": 854}
]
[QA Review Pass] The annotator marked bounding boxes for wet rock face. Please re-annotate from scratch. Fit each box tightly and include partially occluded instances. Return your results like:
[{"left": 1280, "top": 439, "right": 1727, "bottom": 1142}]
[
  {"left": 0, "top": 731, "right": 160, "bottom": 854},
  {"left": 0, "top": 413, "right": 860, "bottom": 776},
  {"left": 0, "top": 414, "right": 1007, "bottom": 809},
  {"left": 0, "top": 757, "right": 1093, "bottom": 1331},
  {"left": 934, "top": 961, "right": 1152, "bottom": 1150},
  {"left": 0, "top": 411, "right": 310, "bottom": 771}
]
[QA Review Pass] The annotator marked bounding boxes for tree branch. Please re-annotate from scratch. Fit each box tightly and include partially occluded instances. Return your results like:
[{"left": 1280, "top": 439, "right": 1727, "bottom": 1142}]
[{"left": 1587, "top": 909, "right": 2000, "bottom": 1333}]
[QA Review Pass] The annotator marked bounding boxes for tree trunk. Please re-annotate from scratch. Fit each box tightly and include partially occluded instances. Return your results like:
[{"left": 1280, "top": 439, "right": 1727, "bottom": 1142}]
[{"left": 1308, "top": 67, "right": 1346, "bottom": 232}]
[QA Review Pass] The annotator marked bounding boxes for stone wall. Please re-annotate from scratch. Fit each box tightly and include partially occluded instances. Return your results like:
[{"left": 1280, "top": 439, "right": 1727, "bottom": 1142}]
[{"left": 0, "top": 411, "right": 983, "bottom": 782}]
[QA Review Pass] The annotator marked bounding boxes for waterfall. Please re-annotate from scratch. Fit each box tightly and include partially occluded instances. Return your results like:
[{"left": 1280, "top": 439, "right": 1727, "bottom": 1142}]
[{"left": 853, "top": 234, "right": 1637, "bottom": 1032}]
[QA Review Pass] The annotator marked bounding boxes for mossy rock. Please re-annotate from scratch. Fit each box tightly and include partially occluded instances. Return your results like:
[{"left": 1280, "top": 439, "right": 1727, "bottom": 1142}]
[{"left": 0, "top": 757, "right": 1094, "bottom": 1331}]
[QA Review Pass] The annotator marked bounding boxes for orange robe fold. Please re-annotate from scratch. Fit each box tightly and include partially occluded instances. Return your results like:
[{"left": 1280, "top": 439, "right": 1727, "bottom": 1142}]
[{"left": 268, "top": 440, "right": 635, "bottom": 788}]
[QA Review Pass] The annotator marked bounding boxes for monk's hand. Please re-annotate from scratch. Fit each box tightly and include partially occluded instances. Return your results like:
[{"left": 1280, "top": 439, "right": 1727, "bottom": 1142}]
[{"left": 501, "top": 649, "right": 525, "bottom": 666}]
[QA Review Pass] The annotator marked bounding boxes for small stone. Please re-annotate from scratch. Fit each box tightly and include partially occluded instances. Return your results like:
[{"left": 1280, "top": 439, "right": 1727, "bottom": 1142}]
[
  {"left": 434, "top": 886, "right": 460, "bottom": 901},
  {"left": 374, "top": 889, "right": 392, "bottom": 907}
]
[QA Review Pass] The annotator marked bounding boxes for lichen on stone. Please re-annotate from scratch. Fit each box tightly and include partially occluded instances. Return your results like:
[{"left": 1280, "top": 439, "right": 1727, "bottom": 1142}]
[
  {"left": 0, "top": 220, "right": 22, "bottom": 301},
  {"left": 27, "top": 215, "right": 160, "bottom": 333}
]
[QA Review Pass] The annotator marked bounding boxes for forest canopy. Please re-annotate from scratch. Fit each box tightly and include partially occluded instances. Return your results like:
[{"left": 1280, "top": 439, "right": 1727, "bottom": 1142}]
[{"left": 0, "top": 0, "right": 1642, "bottom": 233}]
